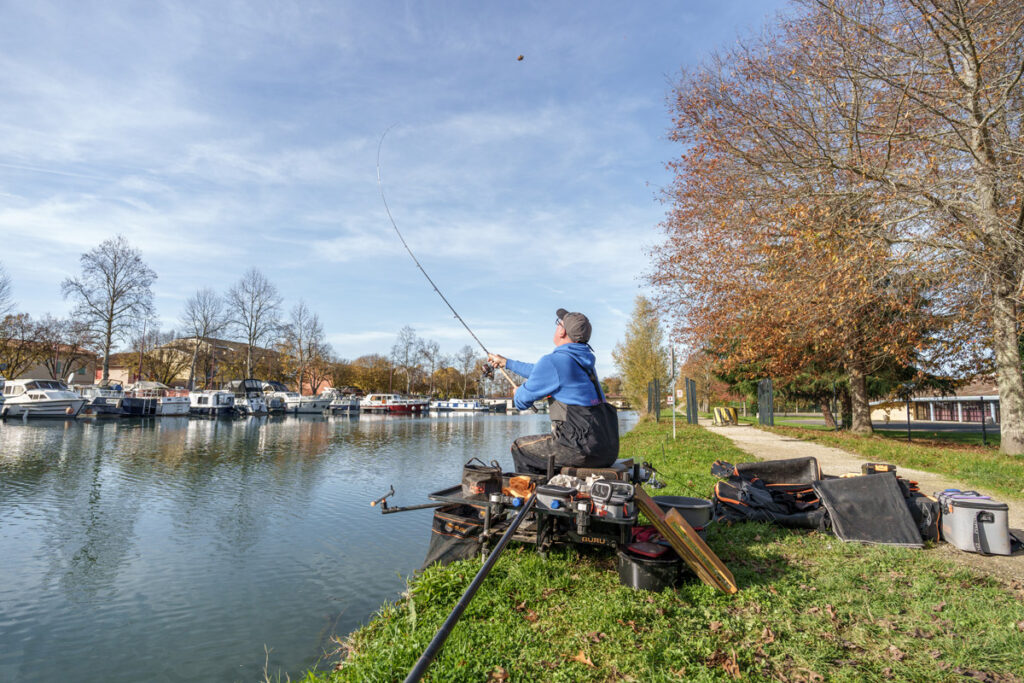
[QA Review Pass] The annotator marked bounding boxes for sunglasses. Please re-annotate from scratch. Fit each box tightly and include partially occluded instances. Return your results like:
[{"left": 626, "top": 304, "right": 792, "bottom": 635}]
[{"left": 555, "top": 318, "right": 563, "bottom": 327}]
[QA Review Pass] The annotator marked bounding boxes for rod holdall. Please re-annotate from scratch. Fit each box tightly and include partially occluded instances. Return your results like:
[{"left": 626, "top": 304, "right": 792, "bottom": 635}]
[{"left": 461, "top": 458, "right": 502, "bottom": 499}]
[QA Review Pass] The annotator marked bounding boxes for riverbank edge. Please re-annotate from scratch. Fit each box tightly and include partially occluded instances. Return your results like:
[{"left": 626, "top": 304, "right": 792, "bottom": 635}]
[{"left": 310, "top": 420, "right": 1024, "bottom": 682}]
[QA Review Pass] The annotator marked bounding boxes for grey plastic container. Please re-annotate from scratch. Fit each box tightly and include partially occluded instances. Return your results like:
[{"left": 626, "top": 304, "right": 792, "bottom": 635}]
[
  {"left": 936, "top": 490, "right": 1011, "bottom": 556},
  {"left": 652, "top": 496, "right": 713, "bottom": 529}
]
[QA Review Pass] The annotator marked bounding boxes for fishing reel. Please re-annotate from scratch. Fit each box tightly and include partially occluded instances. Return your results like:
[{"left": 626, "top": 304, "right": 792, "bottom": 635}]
[{"left": 480, "top": 363, "right": 495, "bottom": 381}]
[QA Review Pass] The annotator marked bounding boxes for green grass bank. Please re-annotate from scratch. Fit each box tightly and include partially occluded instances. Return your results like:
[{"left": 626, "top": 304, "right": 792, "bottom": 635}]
[{"left": 312, "top": 421, "right": 1024, "bottom": 682}]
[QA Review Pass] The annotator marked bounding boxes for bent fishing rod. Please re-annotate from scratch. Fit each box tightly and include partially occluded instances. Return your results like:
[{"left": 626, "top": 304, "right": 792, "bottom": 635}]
[{"left": 376, "top": 128, "right": 518, "bottom": 390}]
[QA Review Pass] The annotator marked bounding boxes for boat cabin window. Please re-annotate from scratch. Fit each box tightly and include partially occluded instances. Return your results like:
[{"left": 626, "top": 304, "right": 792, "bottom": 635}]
[{"left": 198, "top": 396, "right": 209, "bottom": 405}]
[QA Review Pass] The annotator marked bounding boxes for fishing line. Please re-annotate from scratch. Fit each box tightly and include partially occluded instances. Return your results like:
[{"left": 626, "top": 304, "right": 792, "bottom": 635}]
[{"left": 376, "top": 127, "right": 517, "bottom": 388}]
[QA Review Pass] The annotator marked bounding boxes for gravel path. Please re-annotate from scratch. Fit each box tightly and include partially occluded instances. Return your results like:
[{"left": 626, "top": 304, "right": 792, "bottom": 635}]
[{"left": 701, "top": 420, "right": 1024, "bottom": 583}]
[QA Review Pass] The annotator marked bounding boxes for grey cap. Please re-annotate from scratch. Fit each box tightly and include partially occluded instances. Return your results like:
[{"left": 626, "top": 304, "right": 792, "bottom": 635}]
[{"left": 556, "top": 308, "right": 592, "bottom": 343}]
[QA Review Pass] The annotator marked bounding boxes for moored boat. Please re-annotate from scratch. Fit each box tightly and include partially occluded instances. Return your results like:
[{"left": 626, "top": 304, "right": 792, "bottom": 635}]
[
  {"left": 429, "top": 398, "right": 489, "bottom": 413},
  {"left": 359, "top": 393, "right": 429, "bottom": 414},
  {"left": 188, "top": 390, "right": 236, "bottom": 416},
  {"left": 225, "top": 379, "right": 268, "bottom": 416},
  {"left": 320, "top": 388, "right": 360, "bottom": 414},
  {"left": 122, "top": 381, "right": 190, "bottom": 416},
  {"left": 0, "top": 379, "right": 86, "bottom": 418},
  {"left": 76, "top": 383, "right": 126, "bottom": 417}
]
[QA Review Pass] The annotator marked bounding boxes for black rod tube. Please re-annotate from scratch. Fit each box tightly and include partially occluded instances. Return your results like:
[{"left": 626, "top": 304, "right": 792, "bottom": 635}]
[{"left": 404, "top": 494, "right": 537, "bottom": 683}]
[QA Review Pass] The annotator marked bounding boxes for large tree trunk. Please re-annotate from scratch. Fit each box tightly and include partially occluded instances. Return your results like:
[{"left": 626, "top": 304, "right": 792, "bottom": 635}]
[
  {"left": 991, "top": 288, "right": 1024, "bottom": 455},
  {"left": 819, "top": 396, "right": 837, "bottom": 429},
  {"left": 847, "top": 364, "right": 873, "bottom": 436}
]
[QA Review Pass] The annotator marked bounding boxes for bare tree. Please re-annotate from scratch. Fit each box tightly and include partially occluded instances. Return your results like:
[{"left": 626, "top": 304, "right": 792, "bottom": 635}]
[
  {"left": 0, "top": 262, "right": 13, "bottom": 317},
  {"left": 390, "top": 326, "right": 420, "bottom": 394},
  {"left": 418, "top": 338, "right": 442, "bottom": 397},
  {"left": 34, "top": 314, "right": 97, "bottom": 382},
  {"left": 305, "top": 341, "right": 335, "bottom": 396},
  {"left": 0, "top": 313, "right": 40, "bottom": 379},
  {"left": 137, "top": 330, "right": 191, "bottom": 386},
  {"left": 282, "top": 300, "right": 325, "bottom": 394},
  {"left": 225, "top": 268, "right": 282, "bottom": 378},
  {"left": 61, "top": 235, "right": 157, "bottom": 383},
  {"left": 455, "top": 344, "right": 479, "bottom": 398},
  {"left": 179, "top": 288, "right": 225, "bottom": 390}
]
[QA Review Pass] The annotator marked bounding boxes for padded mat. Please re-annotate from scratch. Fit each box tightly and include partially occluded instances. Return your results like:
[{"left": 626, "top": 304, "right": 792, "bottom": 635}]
[{"left": 813, "top": 474, "right": 923, "bottom": 547}]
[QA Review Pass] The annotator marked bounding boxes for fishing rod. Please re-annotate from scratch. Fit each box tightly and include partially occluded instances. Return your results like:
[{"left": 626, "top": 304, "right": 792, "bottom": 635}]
[
  {"left": 404, "top": 492, "right": 537, "bottom": 683},
  {"left": 376, "top": 128, "right": 518, "bottom": 390}
]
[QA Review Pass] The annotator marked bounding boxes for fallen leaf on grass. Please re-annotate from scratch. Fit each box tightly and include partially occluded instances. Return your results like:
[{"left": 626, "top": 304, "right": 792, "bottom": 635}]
[
  {"left": 927, "top": 649, "right": 943, "bottom": 660},
  {"left": 933, "top": 601, "right": 946, "bottom": 613},
  {"left": 724, "top": 650, "right": 741, "bottom": 679},
  {"left": 537, "top": 660, "right": 558, "bottom": 670},
  {"left": 514, "top": 600, "right": 527, "bottom": 611},
  {"left": 487, "top": 666, "right": 509, "bottom": 682},
  {"left": 825, "top": 604, "right": 837, "bottom": 621},
  {"left": 710, "top": 621, "right": 724, "bottom": 632},
  {"left": 807, "top": 606, "right": 821, "bottom": 615},
  {"left": 881, "top": 667, "right": 894, "bottom": 679},
  {"left": 910, "top": 628, "right": 933, "bottom": 639},
  {"left": 618, "top": 618, "right": 642, "bottom": 633},
  {"left": 887, "top": 645, "right": 907, "bottom": 662},
  {"left": 706, "top": 649, "right": 742, "bottom": 680},
  {"left": 570, "top": 650, "right": 596, "bottom": 668},
  {"left": 540, "top": 587, "right": 558, "bottom": 599},
  {"left": 523, "top": 609, "right": 539, "bottom": 623},
  {"left": 586, "top": 631, "right": 607, "bottom": 643},
  {"left": 760, "top": 627, "right": 776, "bottom": 644},
  {"left": 1016, "top": 621, "right": 1024, "bottom": 632}
]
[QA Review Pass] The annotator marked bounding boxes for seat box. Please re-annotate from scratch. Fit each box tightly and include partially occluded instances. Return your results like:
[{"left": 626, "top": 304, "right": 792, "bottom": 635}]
[{"left": 936, "top": 489, "right": 1011, "bottom": 556}]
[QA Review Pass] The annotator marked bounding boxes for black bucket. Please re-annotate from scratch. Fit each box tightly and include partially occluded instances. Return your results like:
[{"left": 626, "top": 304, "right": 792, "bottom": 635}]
[
  {"left": 652, "top": 496, "right": 713, "bottom": 529},
  {"left": 617, "top": 548, "right": 680, "bottom": 592}
]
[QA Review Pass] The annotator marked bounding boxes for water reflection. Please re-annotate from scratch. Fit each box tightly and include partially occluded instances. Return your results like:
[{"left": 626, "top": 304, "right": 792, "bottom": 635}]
[{"left": 0, "top": 411, "right": 636, "bottom": 682}]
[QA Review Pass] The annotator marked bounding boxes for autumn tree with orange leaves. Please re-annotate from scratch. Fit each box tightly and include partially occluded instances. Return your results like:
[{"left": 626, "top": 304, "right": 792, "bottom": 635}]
[{"left": 652, "top": 0, "right": 1024, "bottom": 452}]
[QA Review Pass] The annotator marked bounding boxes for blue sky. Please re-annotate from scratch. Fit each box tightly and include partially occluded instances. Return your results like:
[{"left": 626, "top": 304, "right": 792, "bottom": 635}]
[{"left": 0, "top": 0, "right": 788, "bottom": 374}]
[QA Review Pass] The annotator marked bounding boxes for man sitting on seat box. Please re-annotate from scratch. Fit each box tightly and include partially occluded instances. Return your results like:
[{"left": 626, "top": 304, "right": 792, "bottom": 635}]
[{"left": 487, "top": 308, "right": 619, "bottom": 475}]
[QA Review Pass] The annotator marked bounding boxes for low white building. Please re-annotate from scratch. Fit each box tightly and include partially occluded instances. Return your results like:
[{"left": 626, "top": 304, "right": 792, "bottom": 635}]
[{"left": 870, "top": 379, "right": 1000, "bottom": 424}]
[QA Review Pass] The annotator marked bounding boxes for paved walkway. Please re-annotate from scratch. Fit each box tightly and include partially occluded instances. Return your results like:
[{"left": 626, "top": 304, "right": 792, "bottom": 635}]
[{"left": 701, "top": 420, "right": 1024, "bottom": 583}]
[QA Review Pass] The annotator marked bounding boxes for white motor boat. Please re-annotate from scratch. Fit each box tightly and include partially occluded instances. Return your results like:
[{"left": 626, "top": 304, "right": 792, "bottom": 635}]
[
  {"left": 188, "top": 390, "right": 236, "bottom": 417},
  {"left": 359, "top": 393, "right": 429, "bottom": 414},
  {"left": 0, "top": 379, "right": 86, "bottom": 418},
  {"left": 225, "top": 379, "right": 269, "bottom": 416},
  {"left": 288, "top": 394, "right": 331, "bottom": 414},
  {"left": 75, "top": 384, "right": 126, "bottom": 417},
  {"left": 320, "top": 388, "right": 360, "bottom": 414},
  {"left": 429, "top": 398, "right": 490, "bottom": 413},
  {"left": 261, "top": 380, "right": 329, "bottom": 414},
  {"left": 124, "top": 381, "right": 190, "bottom": 416}
]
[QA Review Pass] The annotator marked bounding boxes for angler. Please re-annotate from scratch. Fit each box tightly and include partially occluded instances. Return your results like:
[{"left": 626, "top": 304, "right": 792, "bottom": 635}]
[{"left": 488, "top": 308, "right": 619, "bottom": 475}]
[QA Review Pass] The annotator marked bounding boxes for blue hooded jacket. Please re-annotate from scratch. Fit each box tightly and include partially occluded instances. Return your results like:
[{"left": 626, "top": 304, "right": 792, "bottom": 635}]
[{"left": 506, "top": 343, "right": 604, "bottom": 411}]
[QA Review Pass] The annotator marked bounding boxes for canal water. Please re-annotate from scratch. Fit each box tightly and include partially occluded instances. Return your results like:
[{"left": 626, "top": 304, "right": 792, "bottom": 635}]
[{"left": 0, "top": 411, "right": 637, "bottom": 682}]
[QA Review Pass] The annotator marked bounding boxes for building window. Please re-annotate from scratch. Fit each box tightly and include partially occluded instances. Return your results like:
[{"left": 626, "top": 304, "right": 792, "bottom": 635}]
[
  {"left": 962, "top": 403, "right": 985, "bottom": 422},
  {"left": 933, "top": 402, "right": 956, "bottom": 421}
]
